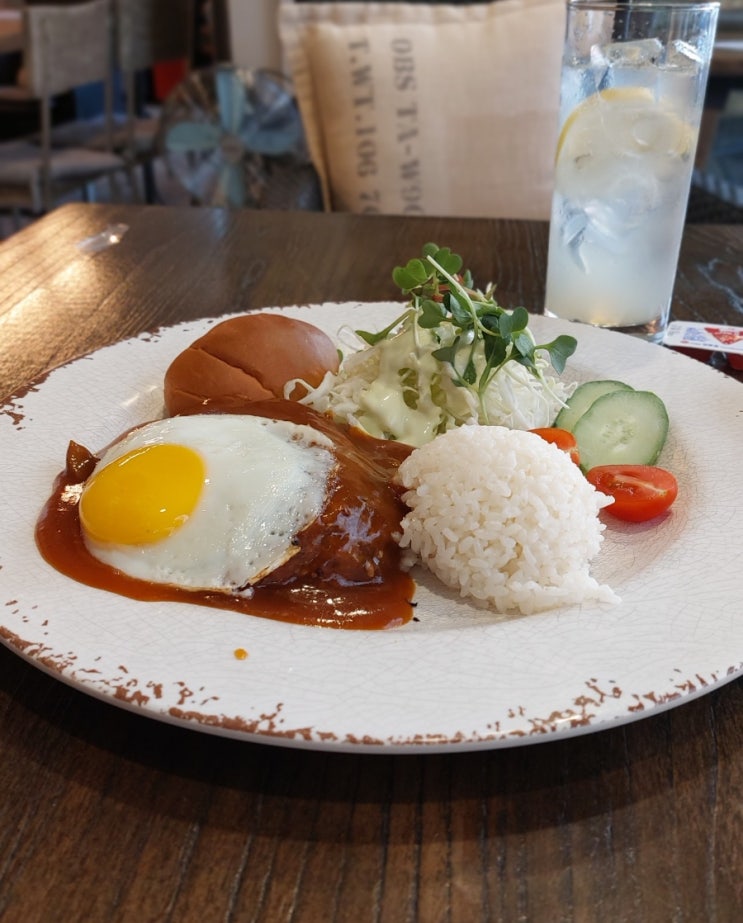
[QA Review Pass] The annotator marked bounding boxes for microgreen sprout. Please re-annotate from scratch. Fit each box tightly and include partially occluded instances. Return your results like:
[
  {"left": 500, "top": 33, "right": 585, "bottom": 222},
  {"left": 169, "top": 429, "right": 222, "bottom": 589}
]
[{"left": 378, "top": 243, "right": 577, "bottom": 423}]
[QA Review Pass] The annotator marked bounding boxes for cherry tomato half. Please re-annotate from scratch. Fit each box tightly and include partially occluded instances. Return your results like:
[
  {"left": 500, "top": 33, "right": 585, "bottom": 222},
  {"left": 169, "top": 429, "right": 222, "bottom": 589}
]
[
  {"left": 529, "top": 427, "right": 581, "bottom": 465},
  {"left": 585, "top": 465, "right": 678, "bottom": 522}
]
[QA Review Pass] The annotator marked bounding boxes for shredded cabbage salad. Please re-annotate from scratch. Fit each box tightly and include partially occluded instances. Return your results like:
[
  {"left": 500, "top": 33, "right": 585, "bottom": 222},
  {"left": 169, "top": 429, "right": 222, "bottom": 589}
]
[{"left": 291, "top": 244, "right": 578, "bottom": 448}]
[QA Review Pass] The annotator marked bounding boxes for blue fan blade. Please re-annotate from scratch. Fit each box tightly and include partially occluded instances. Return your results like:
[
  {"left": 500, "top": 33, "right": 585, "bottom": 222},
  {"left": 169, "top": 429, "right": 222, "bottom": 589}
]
[
  {"left": 216, "top": 68, "right": 244, "bottom": 135},
  {"left": 165, "top": 122, "right": 221, "bottom": 153},
  {"left": 215, "top": 162, "right": 245, "bottom": 208},
  {"left": 240, "top": 120, "right": 303, "bottom": 156}
]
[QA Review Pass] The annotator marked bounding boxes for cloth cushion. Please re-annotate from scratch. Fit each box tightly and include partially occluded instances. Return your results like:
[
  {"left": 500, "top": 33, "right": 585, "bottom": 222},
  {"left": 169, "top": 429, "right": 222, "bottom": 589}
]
[{"left": 279, "top": 0, "right": 565, "bottom": 219}]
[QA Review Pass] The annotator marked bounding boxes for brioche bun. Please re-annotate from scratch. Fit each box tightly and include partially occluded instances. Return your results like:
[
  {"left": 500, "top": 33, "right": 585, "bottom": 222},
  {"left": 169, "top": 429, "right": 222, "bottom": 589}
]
[{"left": 164, "top": 313, "right": 339, "bottom": 416}]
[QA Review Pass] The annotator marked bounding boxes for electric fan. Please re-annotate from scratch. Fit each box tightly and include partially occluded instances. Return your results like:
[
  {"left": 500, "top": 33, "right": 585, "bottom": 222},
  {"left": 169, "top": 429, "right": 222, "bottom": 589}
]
[{"left": 158, "top": 65, "right": 320, "bottom": 210}]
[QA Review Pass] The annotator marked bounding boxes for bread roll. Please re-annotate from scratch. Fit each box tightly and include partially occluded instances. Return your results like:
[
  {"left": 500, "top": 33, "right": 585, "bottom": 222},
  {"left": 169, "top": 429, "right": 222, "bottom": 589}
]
[{"left": 164, "top": 313, "right": 339, "bottom": 416}]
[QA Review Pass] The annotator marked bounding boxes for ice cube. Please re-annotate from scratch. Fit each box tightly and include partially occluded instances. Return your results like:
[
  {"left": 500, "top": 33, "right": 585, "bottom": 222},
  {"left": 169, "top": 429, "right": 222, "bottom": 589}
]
[
  {"left": 579, "top": 170, "right": 663, "bottom": 261},
  {"left": 657, "top": 41, "right": 706, "bottom": 110},
  {"left": 591, "top": 37, "right": 664, "bottom": 69},
  {"left": 560, "top": 207, "right": 588, "bottom": 271},
  {"left": 666, "top": 39, "right": 703, "bottom": 70}
]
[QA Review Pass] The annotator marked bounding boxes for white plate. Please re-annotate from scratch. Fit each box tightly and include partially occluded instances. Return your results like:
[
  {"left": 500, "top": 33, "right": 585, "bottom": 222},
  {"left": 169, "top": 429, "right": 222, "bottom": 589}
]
[{"left": 2, "top": 303, "right": 742, "bottom": 753}]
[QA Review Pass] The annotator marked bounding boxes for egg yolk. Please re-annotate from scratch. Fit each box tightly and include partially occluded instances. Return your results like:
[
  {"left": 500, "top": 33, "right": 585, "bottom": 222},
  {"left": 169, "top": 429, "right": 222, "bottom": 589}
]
[{"left": 79, "top": 443, "right": 206, "bottom": 545}]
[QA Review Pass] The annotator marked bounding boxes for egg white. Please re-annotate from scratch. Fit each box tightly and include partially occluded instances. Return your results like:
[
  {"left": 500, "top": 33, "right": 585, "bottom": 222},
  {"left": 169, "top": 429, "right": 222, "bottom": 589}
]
[{"left": 81, "top": 414, "right": 336, "bottom": 592}]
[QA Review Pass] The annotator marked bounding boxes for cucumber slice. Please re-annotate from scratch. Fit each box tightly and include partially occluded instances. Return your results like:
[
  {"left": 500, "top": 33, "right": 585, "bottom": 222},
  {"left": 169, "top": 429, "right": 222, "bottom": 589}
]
[
  {"left": 572, "top": 389, "right": 669, "bottom": 471},
  {"left": 554, "top": 379, "right": 634, "bottom": 432}
]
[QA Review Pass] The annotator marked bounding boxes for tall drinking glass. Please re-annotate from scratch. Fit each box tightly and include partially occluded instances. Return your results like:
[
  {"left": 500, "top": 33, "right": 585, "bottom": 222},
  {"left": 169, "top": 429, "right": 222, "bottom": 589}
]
[{"left": 544, "top": 0, "right": 720, "bottom": 342}]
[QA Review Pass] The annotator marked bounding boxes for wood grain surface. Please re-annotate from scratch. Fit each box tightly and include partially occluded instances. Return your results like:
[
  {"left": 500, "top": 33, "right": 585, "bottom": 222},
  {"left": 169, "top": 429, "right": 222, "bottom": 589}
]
[{"left": 1, "top": 204, "right": 742, "bottom": 922}]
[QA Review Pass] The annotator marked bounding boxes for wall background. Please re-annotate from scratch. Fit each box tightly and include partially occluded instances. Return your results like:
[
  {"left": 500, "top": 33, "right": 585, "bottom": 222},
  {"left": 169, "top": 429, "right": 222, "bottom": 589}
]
[{"left": 223, "top": 0, "right": 282, "bottom": 71}]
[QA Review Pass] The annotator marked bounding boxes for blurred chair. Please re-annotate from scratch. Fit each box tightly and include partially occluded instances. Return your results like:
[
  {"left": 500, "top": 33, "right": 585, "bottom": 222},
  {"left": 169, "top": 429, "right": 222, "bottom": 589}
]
[
  {"left": 113, "top": 0, "right": 195, "bottom": 200},
  {"left": 0, "top": 0, "right": 128, "bottom": 218},
  {"left": 36, "top": 0, "right": 195, "bottom": 203}
]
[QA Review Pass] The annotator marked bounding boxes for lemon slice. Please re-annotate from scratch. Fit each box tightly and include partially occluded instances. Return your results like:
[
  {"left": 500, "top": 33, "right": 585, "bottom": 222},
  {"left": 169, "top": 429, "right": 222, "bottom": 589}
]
[{"left": 555, "top": 86, "right": 695, "bottom": 199}]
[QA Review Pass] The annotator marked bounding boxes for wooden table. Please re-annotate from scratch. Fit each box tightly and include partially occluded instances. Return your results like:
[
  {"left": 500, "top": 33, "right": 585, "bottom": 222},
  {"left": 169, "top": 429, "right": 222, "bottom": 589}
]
[{"left": 1, "top": 203, "right": 742, "bottom": 921}]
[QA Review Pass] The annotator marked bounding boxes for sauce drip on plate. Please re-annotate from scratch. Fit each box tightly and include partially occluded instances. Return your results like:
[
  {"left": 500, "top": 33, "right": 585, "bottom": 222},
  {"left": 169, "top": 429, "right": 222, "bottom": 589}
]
[{"left": 36, "top": 399, "right": 416, "bottom": 630}]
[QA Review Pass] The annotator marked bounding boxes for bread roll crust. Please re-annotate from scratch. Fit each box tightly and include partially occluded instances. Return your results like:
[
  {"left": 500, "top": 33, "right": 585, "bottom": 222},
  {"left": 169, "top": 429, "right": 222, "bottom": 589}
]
[{"left": 164, "top": 313, "right": 339, "bottom": 415}]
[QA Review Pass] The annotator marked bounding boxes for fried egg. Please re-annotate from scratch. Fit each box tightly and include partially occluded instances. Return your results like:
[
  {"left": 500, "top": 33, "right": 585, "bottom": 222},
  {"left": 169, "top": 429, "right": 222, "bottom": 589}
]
[{"left": 79, "top": 414, "right": 335, "bottom": 592}]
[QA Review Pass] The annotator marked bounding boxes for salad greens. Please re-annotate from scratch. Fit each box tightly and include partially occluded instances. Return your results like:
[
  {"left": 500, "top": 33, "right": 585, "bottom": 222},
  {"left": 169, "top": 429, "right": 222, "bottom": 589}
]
[
  {"left": 295, "top": 243, "right": 579, "bottom": 447},
  {"left": 382, "top": 242, "right": 577, "bottom": 405}
]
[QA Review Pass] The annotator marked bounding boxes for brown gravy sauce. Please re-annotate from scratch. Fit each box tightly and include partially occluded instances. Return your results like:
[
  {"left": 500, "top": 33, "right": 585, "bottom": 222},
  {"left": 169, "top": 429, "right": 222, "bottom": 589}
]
[{"left": 35, "top": 399, "right": 416, "bottom": 630}]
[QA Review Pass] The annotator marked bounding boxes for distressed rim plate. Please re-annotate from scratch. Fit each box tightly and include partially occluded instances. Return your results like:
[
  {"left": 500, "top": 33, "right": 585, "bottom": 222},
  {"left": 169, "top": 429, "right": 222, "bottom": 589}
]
[{"left": 2, "top": 303, "right": 742, "bottom": 753}]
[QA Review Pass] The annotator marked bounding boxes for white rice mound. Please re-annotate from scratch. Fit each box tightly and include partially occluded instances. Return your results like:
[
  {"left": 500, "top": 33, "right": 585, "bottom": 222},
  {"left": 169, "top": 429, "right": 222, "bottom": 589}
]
[{"left": 395, "top": 426, "right": 619, "bottom": 615}]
